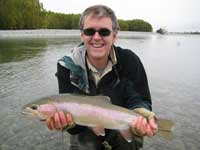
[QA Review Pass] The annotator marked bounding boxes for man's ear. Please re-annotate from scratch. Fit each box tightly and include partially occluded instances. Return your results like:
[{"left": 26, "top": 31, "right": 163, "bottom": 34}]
[
  {"left": 80, "top": 31, "right": 84, "bottom": 42},
  {"left": 112, "top": 31, "right": 118, "bottom": 43}
]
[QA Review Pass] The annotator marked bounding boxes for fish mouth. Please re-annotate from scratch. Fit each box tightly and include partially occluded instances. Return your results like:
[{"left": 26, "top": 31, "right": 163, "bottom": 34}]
[
  {"left": 21, "top": 107, "right": 40, "bottom": 119},
  {"left": 21, "top": 107, "right": 47, "bottom": 122},
  {"left": 21, "top": 111, "right": 33, "bottom": 116},
  {"left": 39, "top": 118, "right": 46, "bottom": 122},
  {"left": 21, "top": 107, "right": 35, "bottom": 115}
]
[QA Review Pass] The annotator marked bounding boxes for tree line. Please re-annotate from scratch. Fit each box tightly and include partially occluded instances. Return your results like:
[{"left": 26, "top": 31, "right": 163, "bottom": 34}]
[
  {"left": 0, "top": 0, "right": 152, "bottom": 32},
  {"left": 0, "top": 0, "right": 46, "bottom": 29}
]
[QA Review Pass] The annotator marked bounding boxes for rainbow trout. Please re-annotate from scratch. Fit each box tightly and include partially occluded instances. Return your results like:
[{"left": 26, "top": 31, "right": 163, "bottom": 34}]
[{"left": 22, "top": 93, "right": 174, "bottom": 141}]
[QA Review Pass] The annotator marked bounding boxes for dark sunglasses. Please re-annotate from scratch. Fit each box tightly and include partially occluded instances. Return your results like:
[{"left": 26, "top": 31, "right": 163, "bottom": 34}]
[{"left": 82, "top": 28, "right": 112, "bottom": 36}]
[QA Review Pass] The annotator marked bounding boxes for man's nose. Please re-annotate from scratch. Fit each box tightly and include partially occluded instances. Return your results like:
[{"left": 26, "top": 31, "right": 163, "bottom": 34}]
[{"left": 93, "top": 31, "right": 102, "bottom": 39}]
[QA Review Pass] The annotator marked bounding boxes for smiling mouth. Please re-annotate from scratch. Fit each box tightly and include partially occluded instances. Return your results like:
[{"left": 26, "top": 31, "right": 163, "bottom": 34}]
[{"left": 92, "top": 43, "right": 104, "bottom": 48}]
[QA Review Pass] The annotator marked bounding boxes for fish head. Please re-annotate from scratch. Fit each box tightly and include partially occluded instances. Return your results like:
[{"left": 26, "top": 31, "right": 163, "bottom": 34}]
[
  {"left": 22, "top": 104, "right": 46, "bottom": 121},
  {"left": 22, "top": 100, "right": 57, "bottom": 121}
]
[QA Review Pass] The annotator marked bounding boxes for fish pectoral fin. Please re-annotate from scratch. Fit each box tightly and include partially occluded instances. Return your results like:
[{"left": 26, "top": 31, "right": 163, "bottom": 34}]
[
  {"left": 119, "top": 129, "right": 133, "bottom": 142},
  {"left": 90, "top": 126, "right": 105, "bottom": 136}
]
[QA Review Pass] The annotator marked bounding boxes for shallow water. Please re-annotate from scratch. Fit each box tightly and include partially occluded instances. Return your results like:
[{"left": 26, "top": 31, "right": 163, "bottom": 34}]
[{"left": 0, "top": 30, "right": 200, "bottom": 150}]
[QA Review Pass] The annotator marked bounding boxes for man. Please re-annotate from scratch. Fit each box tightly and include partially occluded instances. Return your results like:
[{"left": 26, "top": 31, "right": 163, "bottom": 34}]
[{"left": 46, "top": 5, "right": 157, "bottom": 150}]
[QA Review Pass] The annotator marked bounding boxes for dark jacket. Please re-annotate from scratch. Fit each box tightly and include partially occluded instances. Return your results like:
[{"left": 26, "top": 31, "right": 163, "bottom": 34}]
[{"left": 56, "top": 44, "right": 152, "bottom": 135}]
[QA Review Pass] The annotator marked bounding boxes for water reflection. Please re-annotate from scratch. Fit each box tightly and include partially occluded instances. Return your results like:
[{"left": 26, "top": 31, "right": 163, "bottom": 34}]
[
  {"left": 0, "top": 38, "right": 48, "bottom": 63},
  {"left": 0, "top": 36, "right": 81, "bottom": 64}
]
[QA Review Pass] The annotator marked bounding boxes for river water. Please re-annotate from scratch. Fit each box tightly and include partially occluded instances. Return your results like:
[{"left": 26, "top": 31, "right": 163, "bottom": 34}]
[{"left": 0, "top": 30, "right": 200, "bottom": 150}]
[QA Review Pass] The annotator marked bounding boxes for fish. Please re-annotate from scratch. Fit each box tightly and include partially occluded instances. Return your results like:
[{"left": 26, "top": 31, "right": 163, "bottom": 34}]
[{"left": 22, "top": 93, "right": 174, "bottom": 141}]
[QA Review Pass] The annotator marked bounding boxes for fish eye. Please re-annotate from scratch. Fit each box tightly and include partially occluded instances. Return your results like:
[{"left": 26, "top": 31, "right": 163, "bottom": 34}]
[{"left": 31, "top": 104, "right": 38, "bottom": 110}]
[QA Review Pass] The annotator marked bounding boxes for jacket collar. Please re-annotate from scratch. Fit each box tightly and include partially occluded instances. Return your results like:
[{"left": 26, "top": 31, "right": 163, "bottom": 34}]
[
  {"left": 58, "top": 44, "right": 121, "bottom": 94},
  {"left": 58, "top": 45, "right": 90, "bottom": 93}
]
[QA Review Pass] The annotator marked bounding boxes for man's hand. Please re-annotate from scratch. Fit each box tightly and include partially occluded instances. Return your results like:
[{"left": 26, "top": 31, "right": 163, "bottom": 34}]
[
  {"left": 45, "top": 111, "right": 74, "bottom": 130},
  {"left": 131, "top": 116, "right": 157, "bottom": 137}
]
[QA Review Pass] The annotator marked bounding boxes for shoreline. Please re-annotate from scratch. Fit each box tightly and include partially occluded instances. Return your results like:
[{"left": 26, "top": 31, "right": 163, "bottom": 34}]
[
  {"left": 1, "top": 29, "right": 199, "bottom": 40},
  {"left": 0, "top": 29, "right": 156, "bottom": 39},
  {"left": 0, "top": 29, "right": 80, "bottom": 38}
]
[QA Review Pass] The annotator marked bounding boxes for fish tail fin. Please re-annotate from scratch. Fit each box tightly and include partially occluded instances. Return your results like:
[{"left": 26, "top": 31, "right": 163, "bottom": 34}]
[
  {"left": 157, "top": 130, "right": 174, "bottom": 141},
  {"left": 157, "top": 118, "right": 174, "bottom": 140}
]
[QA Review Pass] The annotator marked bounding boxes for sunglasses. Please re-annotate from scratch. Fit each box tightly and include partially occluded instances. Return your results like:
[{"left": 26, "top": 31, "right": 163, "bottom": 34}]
[{"left": 82, "top": 28, "right": 112, "bottom": 36}]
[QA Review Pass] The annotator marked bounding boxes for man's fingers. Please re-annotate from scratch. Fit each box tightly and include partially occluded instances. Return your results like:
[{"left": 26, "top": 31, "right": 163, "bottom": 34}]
[
  {"left": 46, "top": 117, "right": 54, "bottom": 130},
  {"left": 146, "top": 124, "right": 154, "bottom": 137},
  {"left": 131, "top": 116, "right": 158, "bottom": 137},
  {"left": 135, "top": 116, "right": 142, "bottom": 129},
  {"left": 149, "top": 118, "right": 158, "bottom": 130},
  {"left": 58, "top": 111, "right": 68, "bottom": 127},
  {"left": 133, "top": 116, "right": 147, "bottom": 136},
  {"left": 45, "top": 112, "right": 74, "bottom": 130},
  {"left": 139, "top": 117, "right": 147, "bottom": 135},
  {"left": 66, "top": 113, "right": 73, "bottom": 124},
  {"left": 54, "top": 112, "right": 62, "bottom": 129}
]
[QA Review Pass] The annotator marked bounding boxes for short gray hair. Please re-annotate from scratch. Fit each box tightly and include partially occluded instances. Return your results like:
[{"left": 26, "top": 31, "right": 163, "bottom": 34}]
[{"left": 79, "top": 5, "right": 120, "bottom": 31}]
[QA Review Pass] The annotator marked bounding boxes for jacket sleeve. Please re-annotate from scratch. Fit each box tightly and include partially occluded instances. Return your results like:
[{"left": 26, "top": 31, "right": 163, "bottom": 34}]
[
  {"left": 56, "top": 63, "right": 86, "bottom": 134},
  {"left": 122, "top": 50, "right": 152, "bottom": 111},
  {"left": 56, "top": 62, "right": 74, "bottom": 93}
]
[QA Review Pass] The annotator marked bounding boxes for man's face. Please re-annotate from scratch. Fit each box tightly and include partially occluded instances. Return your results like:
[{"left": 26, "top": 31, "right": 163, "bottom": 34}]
[{"left": 80, "top": 15, "right": 118, "bottom": 63}]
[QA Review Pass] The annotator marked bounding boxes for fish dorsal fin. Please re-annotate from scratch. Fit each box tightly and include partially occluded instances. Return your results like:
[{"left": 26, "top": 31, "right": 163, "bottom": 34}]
[
  {"left": 78, "top": 95, "right": 111, "bottom": 105},
  {"left": 95, "top": 95, "right": 111, "bottom": 103},
  {"left": 53, "top": 93, "right": 111, "bottom": 105}
]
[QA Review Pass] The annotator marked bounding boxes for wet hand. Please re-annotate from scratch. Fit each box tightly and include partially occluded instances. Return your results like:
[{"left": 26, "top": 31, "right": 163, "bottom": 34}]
[
  {"left": 45, "top": 111, "right": 74, "bottom": 130},
  {"left": 131, "top": 116, "right": 157, "bottom": 137}
]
